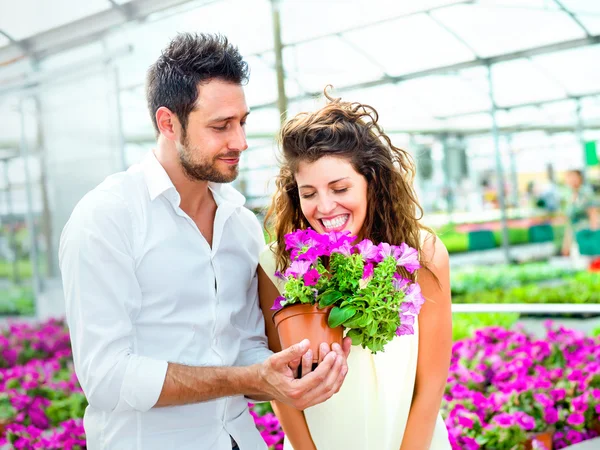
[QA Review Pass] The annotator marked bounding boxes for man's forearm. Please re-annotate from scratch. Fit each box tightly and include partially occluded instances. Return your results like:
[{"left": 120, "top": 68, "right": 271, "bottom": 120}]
[{"left": 155, "top": 362, "right": 263, "bottom": 407}]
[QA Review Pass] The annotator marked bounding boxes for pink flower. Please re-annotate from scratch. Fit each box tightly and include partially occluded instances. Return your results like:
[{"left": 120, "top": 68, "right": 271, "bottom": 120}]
[
  {"left": 362, "top": 263, "right": 374, "bottom": 281},
  {"left": 355, "top": 239, "right": 378, "bottom": 262},
  {"left": 270, "top": 296, "right": 285, "bottom": 311},
  {"left": 567, "top": 412, "right": 585, "bottom": 427},
  {"left": 392, "top": 273, "right": 410, "bottom": 291},
  {"left": 304, "top": 269, "right": 320, "bottom": 287},
  {"left": 284, "top": 260, "right": 311, "bottom": 278},
  {"left": 404, "top": 283, "right": 425, "bottom": 313},
  {"left": 393, "top": 243, "right": 421, "bottom": 273}
]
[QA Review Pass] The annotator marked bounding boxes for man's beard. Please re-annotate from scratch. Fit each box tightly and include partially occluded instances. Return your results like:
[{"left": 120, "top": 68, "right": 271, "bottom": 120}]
[{"left": 177, "top": 133, "right": 240, "bottom": 183}]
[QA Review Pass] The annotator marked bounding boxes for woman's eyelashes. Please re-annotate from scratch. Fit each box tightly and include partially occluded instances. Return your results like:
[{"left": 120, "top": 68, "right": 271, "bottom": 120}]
[{"left": 300, "top": 187, "right": 349, "bottom": 199}]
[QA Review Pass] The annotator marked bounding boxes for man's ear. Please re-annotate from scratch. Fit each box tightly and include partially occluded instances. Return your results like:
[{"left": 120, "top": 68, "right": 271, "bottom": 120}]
[{"left": 156, "top": 107, "right": 179, "bottom": 141}]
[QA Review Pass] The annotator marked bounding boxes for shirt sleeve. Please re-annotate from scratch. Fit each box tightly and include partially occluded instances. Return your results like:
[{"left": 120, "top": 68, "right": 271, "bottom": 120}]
[
  {"left": 234, "top": 210, "right": 274, "bottom": 367},
  {"left": 59, "top": 189, "right": 168, "bottom": 413}
]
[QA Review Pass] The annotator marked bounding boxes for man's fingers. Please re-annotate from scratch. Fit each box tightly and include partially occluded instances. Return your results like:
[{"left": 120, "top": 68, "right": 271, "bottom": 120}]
[
  {"left": 289, "top": 356, "right": 301, "bottom": 378},
  {"left": 301, "top": 349, "right": 313, "bottom": 378},
  {"left": 272, "top": 339, "right": 310, "bottom": 368},
  {"left": 342, "top": 337, "right": 352, "bottom": 357},
  {"left": 318, "top": 343, "right": 329, "bottom": 364}
]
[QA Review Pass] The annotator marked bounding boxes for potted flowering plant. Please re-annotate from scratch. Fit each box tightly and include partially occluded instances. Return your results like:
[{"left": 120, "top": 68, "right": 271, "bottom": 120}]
[{"left": 270, "top": 229, "right": 425, "bottom": 361}]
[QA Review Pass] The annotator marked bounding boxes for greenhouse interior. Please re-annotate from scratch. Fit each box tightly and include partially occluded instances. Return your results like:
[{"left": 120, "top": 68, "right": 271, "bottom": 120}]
[{"left": 1, "top": 0, "right": 600, "bottom": 448}]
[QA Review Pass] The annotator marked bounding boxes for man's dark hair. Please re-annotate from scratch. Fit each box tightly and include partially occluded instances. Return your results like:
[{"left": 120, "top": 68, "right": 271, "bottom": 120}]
[{"left": 146, "top": 32, "right": 249, "bottom": 135}]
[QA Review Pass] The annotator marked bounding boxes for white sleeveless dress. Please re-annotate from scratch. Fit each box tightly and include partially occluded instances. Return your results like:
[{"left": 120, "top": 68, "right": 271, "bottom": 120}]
[{"left": 259, "top": 246, "right": 452, "bottom": 450}]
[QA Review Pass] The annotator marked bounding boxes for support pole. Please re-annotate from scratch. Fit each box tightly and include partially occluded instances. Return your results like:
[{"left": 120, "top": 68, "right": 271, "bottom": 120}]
[
  {"left": 270, "top": 0, "right": 288, "bottom": 123},
  {"left": 487, "top": 65, "right": 511, "bottom": 264},
  {"left": 19, "top": 98, "right": 42, "bottom": 308}
]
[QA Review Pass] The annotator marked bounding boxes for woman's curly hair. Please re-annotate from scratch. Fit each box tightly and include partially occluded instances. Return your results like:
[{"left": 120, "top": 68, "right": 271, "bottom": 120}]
[{"left": 265, "top": 88, "right": 435, "bottom": 281}]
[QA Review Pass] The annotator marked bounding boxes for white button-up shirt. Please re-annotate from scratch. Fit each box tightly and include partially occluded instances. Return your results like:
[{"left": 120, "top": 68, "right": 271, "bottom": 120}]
[{"left": 59, "top": 151, "right": 272, "bottom": 450}]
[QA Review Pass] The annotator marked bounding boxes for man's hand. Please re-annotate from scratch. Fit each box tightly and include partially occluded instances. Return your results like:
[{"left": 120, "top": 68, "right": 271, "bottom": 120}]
[{"left": 255, "top": 339, "right": 351, "bottom": 410}]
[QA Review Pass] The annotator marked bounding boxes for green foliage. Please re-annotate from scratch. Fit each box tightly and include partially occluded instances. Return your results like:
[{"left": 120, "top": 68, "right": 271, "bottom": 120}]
[
  {"left": 451, "top": 263, "right": 579, "bottom": 296},
  {"left": 453, "top": 272, "right": 600, "bottom": 304},
  {"left": 452, "top": 313, "right": 520, "bottom": 341},
  {"left": 0, "top": 285, "right": 35, "bottom": 316},
  {"left": 45, "top": 392, "right": 88, "bottom": 427}
]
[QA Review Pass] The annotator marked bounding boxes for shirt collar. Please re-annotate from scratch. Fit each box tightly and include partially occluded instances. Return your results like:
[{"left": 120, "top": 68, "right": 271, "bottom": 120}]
[{"left": 141, "top": 150, "right": 246, "bottom": 208}]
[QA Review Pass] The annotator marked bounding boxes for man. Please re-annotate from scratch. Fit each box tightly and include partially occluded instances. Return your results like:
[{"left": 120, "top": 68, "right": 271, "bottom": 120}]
[{"left": 59, "top": 33, "right": 350, "bottom": 450}]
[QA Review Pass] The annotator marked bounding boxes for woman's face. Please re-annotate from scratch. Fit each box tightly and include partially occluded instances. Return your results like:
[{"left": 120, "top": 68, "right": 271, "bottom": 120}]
[{"left": 295, "top": 156, "right": 368, "bottom": 236}]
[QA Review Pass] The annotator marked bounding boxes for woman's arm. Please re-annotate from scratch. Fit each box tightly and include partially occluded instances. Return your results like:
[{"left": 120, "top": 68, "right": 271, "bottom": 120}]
[
  {"left": 588, "top": 206, "right": 599, "bottom": 230},
  {"left": 258, "top": 265, "right": 317, "bottom": 450},
  {"left": 400, "top": 235, "right": 452, "bottom": 450}
]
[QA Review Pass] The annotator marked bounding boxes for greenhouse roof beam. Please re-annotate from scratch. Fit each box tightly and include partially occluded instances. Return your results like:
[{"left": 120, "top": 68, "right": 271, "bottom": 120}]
[
  {"left": 0, "top": 0, "right": 194, "bottom": 65},
  {"left": 552, "top": 0, "right": 592, "bottom": 38},
  {"left": 433, "top": 90, "right": 600, "bottom": 120},
  {"left": 251, "top": 34, "right": 600, "bottom": 111},
  {"left": 246, "top": 0, "right": 474, "bottom": 58}
]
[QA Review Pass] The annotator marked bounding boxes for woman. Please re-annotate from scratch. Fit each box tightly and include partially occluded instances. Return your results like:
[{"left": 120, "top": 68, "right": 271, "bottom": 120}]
[
  {"left": 258, "top": 91, "right": 452, "bottom": 450},
  {"left": 561, "top": 169, "right": 599, "bottom": 266}
]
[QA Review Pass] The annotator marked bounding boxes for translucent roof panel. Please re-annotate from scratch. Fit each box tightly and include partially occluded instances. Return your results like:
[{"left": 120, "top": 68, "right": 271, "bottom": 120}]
[
  {"left": 283, "top": 36, "right": 384, "bottom": 97},
  {"left": 243, "top": 55, "right": 278, "bottom": 107},
  {"left": 402, "top": 67, "right": 492, "bottom": 118},
  {"left": 0, "top": 0, "right": 110, "bottom": 41},
  {"left": 491, "top": 58, "right": 567, "bottom": 106},
  {"left": 279, "top": 0, "right": 466, "bottom": 44},
  {"left": 576, "top": 15, "right": 600, "bottom": 34},
  {"left": 532, "top": 45, "right": 600, "bottom": 96},
  {"left": 432, "top": 3, "right": 585, "bottom": 57},
  {"left": 341, "top": 13, "right": 476, "bottom": 77},
  {"left": 561, "top": 0, "right": 600, "bottom": 14}
]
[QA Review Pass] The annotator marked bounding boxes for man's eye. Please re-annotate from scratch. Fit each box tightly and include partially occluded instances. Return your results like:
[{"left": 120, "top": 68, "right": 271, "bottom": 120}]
[{"left": 213, "top": 125, "right": 227, "bottom": 131}]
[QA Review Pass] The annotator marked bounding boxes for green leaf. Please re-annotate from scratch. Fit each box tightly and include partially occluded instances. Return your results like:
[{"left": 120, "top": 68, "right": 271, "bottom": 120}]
[
  {"left": 318, "top": 290, "right": 344, "bottom": 308},
  {"left": 366, "top": 319, "right": 378, "bottom": 336},
  {"left": 328, "top": 306, "right": 357, "bottom": 328},
  {"left": 347, "top": 329, "right": 363, "bottom": 345}
]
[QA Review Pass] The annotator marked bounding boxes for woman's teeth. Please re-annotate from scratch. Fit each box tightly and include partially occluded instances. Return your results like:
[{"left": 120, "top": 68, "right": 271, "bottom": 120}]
[{"left": 322, "top": 215, "right": 349, "bottom": 230}]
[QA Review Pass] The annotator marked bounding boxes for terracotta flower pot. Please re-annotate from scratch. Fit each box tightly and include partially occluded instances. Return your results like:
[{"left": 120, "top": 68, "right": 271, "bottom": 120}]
[
  {"left": 525, "top": 430, "right": 553, "bottom": 450},
  {"left": 273, "top": 303, "right": 343, "bottom": 364}
]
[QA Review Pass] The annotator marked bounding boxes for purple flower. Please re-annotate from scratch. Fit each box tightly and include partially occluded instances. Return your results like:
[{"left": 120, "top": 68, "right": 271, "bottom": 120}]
[
  {"left": 457, "top": 415, "right": 474, "bottom": 428},
  {"left": 395, "top": 324, "right": 414, "bottom": 336},
  {"left": 400, "top": 314, "right": 415, "bottom": 326},
  {"left": 551, "top": 388, "right": 566, "bottom": 402},
  {"left": 566, "top": 429, "right": 584, "bottom": 444},
  {"left": 393, "top": 243, "right": 421, "bottom": 273},
  {"left": 400, "top": 301, "right": 418, "bottom": 315},
  {"left": 392, "top": 273, "right": 410, "bottom": 291},
  {"left": 493, "top": 413, "right": 515, "bottom": 428},
  {"left": 325, "top": 231, "right": 356, "bottom": 254},
  {"left": 284, "top": 260, "right": 311, "bottom": 278},
  {"left": 355, "top": 239, "right": 379, "bottom": 262},
  {"left": 362, "top": 263, "right": 374, "bottom": 281},
  {"left": 274, "top": 270, "right": 286, "bottom": 280},
  {"left": 514, "top": 412, "right": 535, "bottom": 430},
  {"left": 567, "top": 412, "right": 585, "bottom": 427},
  {"left": 331, "top": 240, "right": 353, "bottom": 257},
  {"left": 404, "top": 283, "right": 425, "bottom": 313},
  {"left": 284, "top": 229, "right": 326, "bottom": 260},
  {"left": 396, "top": 314, "right": 415, "bottom": 336},
  {"left": 304, "top": 268, "right": 320, "bottom": 287},
  {"left": 270, "top": 296, "right": 285, "bottom": 311},
  {"left": 544, "top": 406, "right": 559, "bottom": 425}
]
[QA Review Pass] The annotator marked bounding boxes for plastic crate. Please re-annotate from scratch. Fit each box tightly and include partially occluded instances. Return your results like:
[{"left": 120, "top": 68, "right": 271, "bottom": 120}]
[{"left": 576, "top": 229, "right": 600, "bottom": 256}]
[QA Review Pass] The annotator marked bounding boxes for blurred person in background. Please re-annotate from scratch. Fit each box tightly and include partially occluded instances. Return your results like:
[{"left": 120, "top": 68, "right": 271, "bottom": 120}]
[
  {"left": 561, "top": 169, "right": 600, "bottom": 264},
  {"left": 59, "top": 32, "right": 349, "bottom": 450}
]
